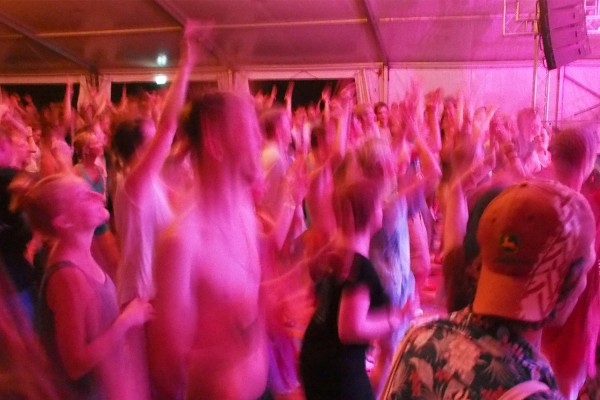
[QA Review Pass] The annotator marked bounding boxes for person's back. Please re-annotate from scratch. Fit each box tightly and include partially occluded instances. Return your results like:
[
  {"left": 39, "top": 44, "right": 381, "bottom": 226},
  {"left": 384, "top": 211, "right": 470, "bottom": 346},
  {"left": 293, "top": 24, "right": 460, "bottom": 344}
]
[
  {"left": 180, "top": 203, "right": 267, "bottom": 398},
  {"left": 149, "top": 91, "right": 269, "bottom": 400},
  {"left": 381, "top": 180, "right": 596, "bottom": 400},
  {"left": 385, "top": 308, "right": 563, "bottom": 399}
]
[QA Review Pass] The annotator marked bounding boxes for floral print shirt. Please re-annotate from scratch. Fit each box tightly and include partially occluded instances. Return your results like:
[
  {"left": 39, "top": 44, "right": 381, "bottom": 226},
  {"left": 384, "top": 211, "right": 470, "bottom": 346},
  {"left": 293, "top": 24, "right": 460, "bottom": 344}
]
[{"left": 381, "top": 308, "right": 565, "bottom": 400}]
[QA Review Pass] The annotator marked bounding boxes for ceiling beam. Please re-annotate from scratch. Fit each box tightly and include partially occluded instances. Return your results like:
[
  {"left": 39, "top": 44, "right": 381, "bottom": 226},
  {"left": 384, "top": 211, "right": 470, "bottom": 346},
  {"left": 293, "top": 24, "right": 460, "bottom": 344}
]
[
  {"left": 358, "top": 0, "right": 390, "bottom": 65},
  {"left": 150, "top": 0, "right": 186, "bottom": 25},
  {"left": 0, "top": 11, "right": 96, "bottom": 72},
  {"left": 150, "top": 0, "right": 235, "bottom": 70}
]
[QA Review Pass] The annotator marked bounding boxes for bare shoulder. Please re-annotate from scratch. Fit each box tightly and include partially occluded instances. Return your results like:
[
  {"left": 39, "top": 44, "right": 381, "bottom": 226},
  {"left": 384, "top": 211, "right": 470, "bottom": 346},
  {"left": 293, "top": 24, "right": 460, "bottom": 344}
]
[
  {"left": 46, "top": 266, "right": 93, "bottom": 312},
  {"left": 47, "top": 266, "right": 88, "bottom": 293}
]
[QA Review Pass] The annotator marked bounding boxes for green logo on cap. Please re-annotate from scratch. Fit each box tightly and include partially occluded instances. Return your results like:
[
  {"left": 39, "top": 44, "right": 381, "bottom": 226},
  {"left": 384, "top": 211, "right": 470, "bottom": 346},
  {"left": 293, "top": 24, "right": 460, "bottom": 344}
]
[{"left": 500, "top": 234, "right": 519, "bottom": 254}]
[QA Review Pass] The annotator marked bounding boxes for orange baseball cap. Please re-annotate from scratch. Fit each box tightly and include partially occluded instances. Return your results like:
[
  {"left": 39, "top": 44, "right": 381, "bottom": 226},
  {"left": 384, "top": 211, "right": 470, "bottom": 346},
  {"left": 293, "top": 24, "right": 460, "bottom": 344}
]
[{"left": 473, "top": 180, "right": 595, "bottom": 322}]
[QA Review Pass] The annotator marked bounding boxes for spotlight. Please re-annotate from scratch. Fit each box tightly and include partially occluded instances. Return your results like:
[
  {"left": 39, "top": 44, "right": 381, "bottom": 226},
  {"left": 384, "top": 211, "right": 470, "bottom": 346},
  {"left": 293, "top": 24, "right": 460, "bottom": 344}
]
[
  {"left": 156, "top": 53, "right": 168, "bottom": 66},
  {"left": 154, "top": 74, "right": 168, "bottom": 85}
]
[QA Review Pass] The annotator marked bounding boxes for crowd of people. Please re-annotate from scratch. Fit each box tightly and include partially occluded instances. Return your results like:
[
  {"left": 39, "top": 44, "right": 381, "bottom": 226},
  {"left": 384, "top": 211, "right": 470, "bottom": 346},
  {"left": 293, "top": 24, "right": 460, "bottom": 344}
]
[{"left": 1, "top": 20, "right": 600, "bottom": 400}]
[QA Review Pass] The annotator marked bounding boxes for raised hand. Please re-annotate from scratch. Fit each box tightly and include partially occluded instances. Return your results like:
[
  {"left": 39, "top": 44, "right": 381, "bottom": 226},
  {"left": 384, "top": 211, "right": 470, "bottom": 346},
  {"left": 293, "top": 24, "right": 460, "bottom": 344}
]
[
  {"left": 284, "top": 81, "right": 294, "bottom": 102},
  {"left": 321, "top": 85, "right": 332, "bottom": 103},
  {"left": 181, "top": 19, "right": 214, "bottom": 66}
]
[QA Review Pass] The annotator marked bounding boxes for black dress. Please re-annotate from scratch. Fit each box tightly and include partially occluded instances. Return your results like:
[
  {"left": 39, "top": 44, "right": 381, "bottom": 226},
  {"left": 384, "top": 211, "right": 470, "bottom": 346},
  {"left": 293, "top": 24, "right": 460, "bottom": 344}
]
[{"left": 300, "top": 253, "right": 389, "bottom": 400}]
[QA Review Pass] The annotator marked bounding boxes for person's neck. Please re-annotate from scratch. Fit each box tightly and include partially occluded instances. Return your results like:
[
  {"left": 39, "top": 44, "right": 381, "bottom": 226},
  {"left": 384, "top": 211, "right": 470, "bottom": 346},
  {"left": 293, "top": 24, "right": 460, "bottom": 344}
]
[
  {"left": 82, "top": 157, "right": 97, "bottom": 169},
  {"left": 554, "top": 167, "right": 583, "bottom": 191},
  {"left": 197, "top": 170, "right": 251, "bottom": 216},
  {"left": 473, "top": 311, "right": 544, "bottom": 352},
  {"left": 519, "top": 327, "right": 542, "bottom": 350},
  {"left": 48, "top": 233, "right": 95, "bottom": 266}
]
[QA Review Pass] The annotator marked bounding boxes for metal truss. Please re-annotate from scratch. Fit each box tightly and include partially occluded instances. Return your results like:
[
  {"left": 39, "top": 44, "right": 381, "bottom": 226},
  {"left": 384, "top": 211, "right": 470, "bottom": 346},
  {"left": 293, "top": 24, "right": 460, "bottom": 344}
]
[
  {"left": 503, "top": 0, "right": 600, "bottom": 36},
  {"left": 503, "top": 0, "right": 539, "bottom": 36},
  {"left": 586, "top": 0, "right": 600, "bottom": 34}
]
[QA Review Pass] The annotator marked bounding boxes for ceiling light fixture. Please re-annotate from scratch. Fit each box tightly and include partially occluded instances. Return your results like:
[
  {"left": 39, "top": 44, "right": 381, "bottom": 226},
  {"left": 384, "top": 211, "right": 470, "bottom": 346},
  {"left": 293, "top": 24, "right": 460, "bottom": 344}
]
[
  {"left": 156, "top": 53, "right": 168, "bottom": 66},
  {"left": 154, "top": 74, "right": 168, "bottom": 85}
]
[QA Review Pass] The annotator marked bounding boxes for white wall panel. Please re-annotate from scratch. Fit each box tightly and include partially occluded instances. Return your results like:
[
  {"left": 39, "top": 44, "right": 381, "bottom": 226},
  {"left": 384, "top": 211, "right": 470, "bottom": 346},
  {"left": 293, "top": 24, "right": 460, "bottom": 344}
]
[
  {"left": 388, "top": 66, "right": 537, "bottom": 117},
  {"left": 558, "top": 65, "right": 600, "bottom": 124}
]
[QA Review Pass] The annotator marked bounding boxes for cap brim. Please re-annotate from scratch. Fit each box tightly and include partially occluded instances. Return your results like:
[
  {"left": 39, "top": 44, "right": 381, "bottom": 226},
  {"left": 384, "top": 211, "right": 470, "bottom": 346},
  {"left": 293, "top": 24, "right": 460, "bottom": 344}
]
[{"left": 473, "top": 263, "right": 550, "bottom": 323}]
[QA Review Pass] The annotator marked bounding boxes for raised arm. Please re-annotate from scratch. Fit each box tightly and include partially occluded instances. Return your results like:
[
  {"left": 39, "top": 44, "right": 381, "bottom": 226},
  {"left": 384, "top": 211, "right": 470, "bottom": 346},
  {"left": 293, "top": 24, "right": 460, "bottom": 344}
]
[
  {"left": 424, "top": 88, "right": 443, "bottom": 153},
  {"left": 63, "top": 81, "right": 74, "bottom": 135},
  {"left": 284, "top": 81, "right": 294, "bottom": 117},
  {"left": 395, "top": 94, "right": 442, "bottom": 198},
  {"left": 320, "top": 84, "right": 332, "bottom": 122},
  {"left": 125, "top": 21, "right": 210, "bottom": 199},
  {"left": 330, "top": 83, "right": 355, "bottom": 162}
]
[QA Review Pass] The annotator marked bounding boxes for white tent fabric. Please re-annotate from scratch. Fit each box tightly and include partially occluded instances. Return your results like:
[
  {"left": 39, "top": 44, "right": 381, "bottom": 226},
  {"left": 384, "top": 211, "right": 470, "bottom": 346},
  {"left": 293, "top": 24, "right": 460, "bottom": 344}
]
[
  {"left": 388, "top": 66, "right": 538, "bottom": 116},
  {"left": 0, "top": 0, "right": 598, "bottom": 123}
]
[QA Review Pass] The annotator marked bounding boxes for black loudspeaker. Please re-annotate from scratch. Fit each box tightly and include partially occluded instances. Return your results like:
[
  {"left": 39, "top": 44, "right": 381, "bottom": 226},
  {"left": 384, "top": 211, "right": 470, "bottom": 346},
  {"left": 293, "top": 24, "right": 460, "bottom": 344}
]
[{"left": 538, "top": 0, "right": 591, "bottom": 70}]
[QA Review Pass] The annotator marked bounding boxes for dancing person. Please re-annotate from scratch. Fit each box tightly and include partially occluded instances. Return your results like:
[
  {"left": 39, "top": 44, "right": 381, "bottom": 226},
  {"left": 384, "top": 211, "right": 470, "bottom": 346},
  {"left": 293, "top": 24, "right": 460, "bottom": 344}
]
[
  {"left": 148, "top": 91, "right": 269, "bottom": 399},
  {"left": 15, "top": 174, "right": 153, "bottom": 400},
  {"left": 300, "top": 178, "right": 408, "bottom": 400},
  {"left": 381, "top": 179, "right": 596, "bottom": 399}
]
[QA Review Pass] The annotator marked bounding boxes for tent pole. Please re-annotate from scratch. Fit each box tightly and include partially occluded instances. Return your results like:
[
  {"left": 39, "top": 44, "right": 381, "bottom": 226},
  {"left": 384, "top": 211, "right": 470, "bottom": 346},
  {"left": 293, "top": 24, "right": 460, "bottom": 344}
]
[
  {"left": 381, "top": 64, "right": 389, "bottom": 103},
  {"left": 532, "top": 34, "right": 539, "bottom": 109},
  {"left": 544, "top": 68, "right": 551, "bottom": 122},
  {"left": 555, "top": 67, "right": 563, "bottom": 123}
]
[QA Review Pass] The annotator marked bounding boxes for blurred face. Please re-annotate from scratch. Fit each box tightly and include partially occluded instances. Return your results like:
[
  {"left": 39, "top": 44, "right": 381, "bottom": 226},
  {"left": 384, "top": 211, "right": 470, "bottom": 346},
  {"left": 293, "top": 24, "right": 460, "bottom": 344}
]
[
  {"left": 520, "top": 113, "right": 542, "bottom": 141},
  {"left": 47, "top": 103, "right": 64, "bottom": 129},
  {"left": 490, "top": 116, "right": 512, "bottom": 144},
  {"left": 86, "top": 135, "right": 103, "bottom": 159},
  {"left": 307, "top": 105, "right": 317, "bottom": 121},
  {"left": 293, "top": 107, "right": 307, "bottom": 126},
  {"left": 375, "top": 105, "right": 389, "bottom": 127},
  {"left": 351, "top": 115, "right": 363, "bottom": 138},
  {"left": 10, "top": 132, "right": 34, "bottom": 168},
  {"left": 31, "top": 128, "right": 42, "bottom": 143},
  {"left": 137, "top": 119, "right": 156, "bottom": 155},
  {"left": 141, "top": 119, "right": 156, "bottom": 142},
  {"left": 533, "top": 127, "right": 550, "bottom": 151},
  {"left": 70, "top": 180, "right": 109, "bottom": 229},
  {"left": 362, "top": 108, "right": 376, "bottom": 126}
]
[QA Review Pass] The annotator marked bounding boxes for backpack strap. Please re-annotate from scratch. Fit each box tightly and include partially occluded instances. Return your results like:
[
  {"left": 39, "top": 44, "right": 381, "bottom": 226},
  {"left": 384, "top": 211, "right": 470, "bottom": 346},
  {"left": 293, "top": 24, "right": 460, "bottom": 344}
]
[{"left": 498, "top": 380, "right": 551, "bottom": 400}]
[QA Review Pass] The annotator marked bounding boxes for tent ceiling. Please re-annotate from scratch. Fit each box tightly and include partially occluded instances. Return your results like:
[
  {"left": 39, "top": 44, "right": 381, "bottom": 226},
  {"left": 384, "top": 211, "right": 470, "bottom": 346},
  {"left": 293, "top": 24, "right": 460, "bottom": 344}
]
[{"left": 0, "top": 0, "right": 598, "bottom": 78}]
